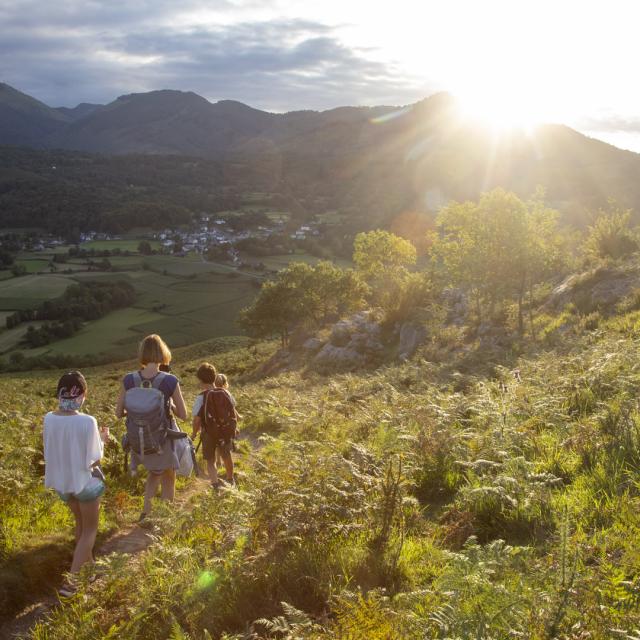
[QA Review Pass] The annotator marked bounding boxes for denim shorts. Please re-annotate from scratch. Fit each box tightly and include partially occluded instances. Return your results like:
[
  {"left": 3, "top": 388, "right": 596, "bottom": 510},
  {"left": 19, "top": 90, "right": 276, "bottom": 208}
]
[{"left": 57, "top": 477, "right": 106, "bottom": 503}]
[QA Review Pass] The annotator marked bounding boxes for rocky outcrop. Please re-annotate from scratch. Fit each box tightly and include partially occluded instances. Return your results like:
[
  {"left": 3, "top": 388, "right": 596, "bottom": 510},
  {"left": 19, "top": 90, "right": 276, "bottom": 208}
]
[
  {"left": 545, "top": 265, "right": 640, "bottom": 313},
  {"left": 398, "top": 323, "right": 427, "bottom": 361},
  {"left": 313, "top": 311, "right": 385, "bottom": 371}
]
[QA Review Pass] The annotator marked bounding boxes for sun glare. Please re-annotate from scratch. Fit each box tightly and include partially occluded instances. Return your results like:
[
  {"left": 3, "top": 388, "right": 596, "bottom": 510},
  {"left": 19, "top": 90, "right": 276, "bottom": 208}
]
[{"left": 455, "top": 89, "right": 548, "bottom": 134}]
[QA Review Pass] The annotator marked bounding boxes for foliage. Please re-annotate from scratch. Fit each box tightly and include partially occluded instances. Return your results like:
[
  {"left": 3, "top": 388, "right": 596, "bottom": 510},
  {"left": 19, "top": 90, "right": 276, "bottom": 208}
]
[
  {"left": 352, "top": 230, "right": 427, "bottom": 321},
  {"left": 432, "top": 188, "right": 565, "bottom": 332},
  {"left": 585, "top": 203, "right": 638, "bottom": 262},
  {"left": 239, "top": 261, "right": 367, "bottom": 345}
]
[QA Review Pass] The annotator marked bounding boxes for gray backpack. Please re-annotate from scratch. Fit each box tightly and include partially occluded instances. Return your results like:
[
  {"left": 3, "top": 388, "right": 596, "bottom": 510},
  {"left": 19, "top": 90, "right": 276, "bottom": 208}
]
[{"left": 124, "top": 372, "right": 171, "bottom": 457}]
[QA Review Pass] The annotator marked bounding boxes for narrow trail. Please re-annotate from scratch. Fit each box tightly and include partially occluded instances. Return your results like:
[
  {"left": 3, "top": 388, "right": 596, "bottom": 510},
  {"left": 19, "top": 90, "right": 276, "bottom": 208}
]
[{"left": 0, "top": 476, "right": 212, "bottom": 640}]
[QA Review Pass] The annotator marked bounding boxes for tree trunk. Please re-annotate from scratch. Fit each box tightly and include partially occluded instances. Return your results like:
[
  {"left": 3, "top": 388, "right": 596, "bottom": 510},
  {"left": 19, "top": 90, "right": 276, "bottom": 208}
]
[{"left": 518, "top": 291, "right": 524, "bottom": 336}]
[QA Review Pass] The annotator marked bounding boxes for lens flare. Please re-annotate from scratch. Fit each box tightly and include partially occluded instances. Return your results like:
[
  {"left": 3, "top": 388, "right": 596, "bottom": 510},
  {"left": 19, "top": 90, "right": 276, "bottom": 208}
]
[{"left": 196, "top": 570, "right": 218, "bottom": 591}]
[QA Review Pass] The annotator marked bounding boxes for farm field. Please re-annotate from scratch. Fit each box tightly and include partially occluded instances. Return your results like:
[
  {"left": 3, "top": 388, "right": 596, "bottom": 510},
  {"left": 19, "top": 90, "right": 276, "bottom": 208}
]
[
  {"left": 79, "top": 239, "right": 161, "bottom": 251},
  {"left": 3, "top": 265, "right": 261, "bottom": 361},
  {"left": 0, "top": 240, "right": 349, "bottom": 363}
]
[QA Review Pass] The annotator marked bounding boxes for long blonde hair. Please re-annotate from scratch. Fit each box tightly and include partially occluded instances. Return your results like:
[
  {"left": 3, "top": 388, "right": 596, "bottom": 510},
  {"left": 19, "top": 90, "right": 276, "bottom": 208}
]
[{"left": 214, "top": 373, "right": 229, "bottom": 389}]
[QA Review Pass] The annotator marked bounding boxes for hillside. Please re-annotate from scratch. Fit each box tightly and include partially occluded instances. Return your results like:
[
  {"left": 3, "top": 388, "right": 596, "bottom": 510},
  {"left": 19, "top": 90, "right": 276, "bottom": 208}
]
[
  {"left": 0, "top": 83, "right": 69, "bottom": 147},
  {"left": 3, "top": 275, "right": 640, "bottom": 637},
  {"left": 2, "top": 84, "right": 640, "bottom": 227}
]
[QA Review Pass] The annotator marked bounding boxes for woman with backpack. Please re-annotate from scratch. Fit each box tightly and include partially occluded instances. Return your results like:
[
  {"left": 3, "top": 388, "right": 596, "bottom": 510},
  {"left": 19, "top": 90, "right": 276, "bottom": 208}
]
[
  {"left": 43, "top": 370, "right": 109, "bottom": 596},
  {"left": 116, "top": 334, "right": 187, "bottom": 520}
]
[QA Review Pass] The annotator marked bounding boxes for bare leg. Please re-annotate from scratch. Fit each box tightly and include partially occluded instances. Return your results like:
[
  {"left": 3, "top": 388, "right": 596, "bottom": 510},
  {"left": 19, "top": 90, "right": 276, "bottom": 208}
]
[
  {"left": 206, "top": 458, "right": 218, "bottom": 484},
  {"left": 221, "top": 451, "right": 234, "bottom": 482},
  {"left": 68, "top": 497, "right": 82, "bottom": 543},
  {"left": 70, "top": 498, "right": 100, "bottom": 573},
  {"left": 160, "top": 468, "right": 175, "bottom": 501},
  {"left": 143, "top": 473, "right": 162, "bottom": 515}
]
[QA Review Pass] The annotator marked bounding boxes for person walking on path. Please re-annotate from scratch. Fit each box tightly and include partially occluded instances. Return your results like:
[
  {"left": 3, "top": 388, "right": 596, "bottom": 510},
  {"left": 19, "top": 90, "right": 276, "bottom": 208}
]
[
  {"left": 191, "top": 363, "right": 237, "bottom": 487},
  {"left": 43, "top": 370, "right": 109, "bottom": 596},
  {"left": 116, "top": 334, "right": 187, "bottom": 519}
]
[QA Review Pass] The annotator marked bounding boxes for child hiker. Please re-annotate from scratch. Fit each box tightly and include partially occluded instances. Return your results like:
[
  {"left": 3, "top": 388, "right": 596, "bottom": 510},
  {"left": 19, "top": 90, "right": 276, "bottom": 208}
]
[
  {"left": 191, "top": 363, "right": 237, "bottom": 488},
  {"left": 43, "top": 371, "right": 109, "bottom": 597}
]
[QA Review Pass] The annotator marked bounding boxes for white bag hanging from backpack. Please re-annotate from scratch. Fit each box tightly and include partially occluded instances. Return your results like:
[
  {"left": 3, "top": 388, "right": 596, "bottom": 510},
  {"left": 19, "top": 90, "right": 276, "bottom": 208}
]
[{"left": 175, "top": 434, "right": 196, "bottom": 477}]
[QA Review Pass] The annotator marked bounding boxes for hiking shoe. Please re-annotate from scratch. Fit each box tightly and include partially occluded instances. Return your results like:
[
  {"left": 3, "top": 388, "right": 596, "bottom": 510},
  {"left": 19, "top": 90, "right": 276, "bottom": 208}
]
[{"left": 58, "top": 581, "right": 77, "bottom": 598}]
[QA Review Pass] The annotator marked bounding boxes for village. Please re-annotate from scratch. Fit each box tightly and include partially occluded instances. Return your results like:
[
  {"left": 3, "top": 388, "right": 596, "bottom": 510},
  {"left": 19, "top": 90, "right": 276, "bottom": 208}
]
[{"left": 1, "top": 212, "right": 324, "bottom": 266}]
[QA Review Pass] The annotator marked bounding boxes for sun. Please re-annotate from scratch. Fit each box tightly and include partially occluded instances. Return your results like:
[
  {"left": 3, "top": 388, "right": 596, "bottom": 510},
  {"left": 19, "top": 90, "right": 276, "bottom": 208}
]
[{"left": 454, "top": 87, "right": 546, "bottom": 134}]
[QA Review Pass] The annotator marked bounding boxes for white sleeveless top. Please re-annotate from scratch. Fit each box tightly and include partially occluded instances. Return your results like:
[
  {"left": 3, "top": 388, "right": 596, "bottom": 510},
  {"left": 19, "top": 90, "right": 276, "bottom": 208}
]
[{"left": 43, "top": 412, "right": 103, "bottom": 495}]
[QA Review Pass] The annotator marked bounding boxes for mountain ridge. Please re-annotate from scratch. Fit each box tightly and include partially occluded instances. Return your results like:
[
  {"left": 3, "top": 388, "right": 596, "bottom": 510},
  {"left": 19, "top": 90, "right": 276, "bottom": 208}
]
[{"left": 2, "top": 82, "right": 640, "bottom": 227}]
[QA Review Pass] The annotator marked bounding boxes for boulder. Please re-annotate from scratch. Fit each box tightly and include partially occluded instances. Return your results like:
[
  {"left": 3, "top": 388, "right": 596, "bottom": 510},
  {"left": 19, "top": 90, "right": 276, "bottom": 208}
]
[
  {"left": 443, "top": 288, "right": 468, "bottom": 325},
  {"left": 330, "top": 321, "right": 353, "bottom": 347},
  {"left": 313, "top": 343, "right": 366, "bottom": 371},
  {"left": 545, "top": 266, "right": 639, "bottom": 313},
  {"left": 302, "top": 337, "right": 325, "bottom": 353},
  {"left": 397, "top": 322, "right": 426, "bottom": 361}
]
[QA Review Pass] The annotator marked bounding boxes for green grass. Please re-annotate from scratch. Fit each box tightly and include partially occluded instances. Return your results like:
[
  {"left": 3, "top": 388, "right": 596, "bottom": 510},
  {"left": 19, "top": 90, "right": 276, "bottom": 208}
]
[
  {"left": 80, "top": 239, "right": 160, "bottom": 251},
  {"left": 265, "top": 211, "right": 291, "bottom": 223},
  {"left": 19, "top": 308, "right": 164, "bottom": 358},
  {"left": 13, "top": 259, "right": 51, "bottom": 274},
  {"left": 0, "top": 274, "right": 76, "bottom": 310}
]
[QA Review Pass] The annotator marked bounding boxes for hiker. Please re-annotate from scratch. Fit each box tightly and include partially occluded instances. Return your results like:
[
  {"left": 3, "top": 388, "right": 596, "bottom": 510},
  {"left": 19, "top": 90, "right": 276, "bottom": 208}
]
[
  {"left": 116, "top": 334, "right": 187, "bottom": 519},
  {"left": 43, "top": 370, "right": 109, "bottom": 596},
  {"left": 191, "top": 363, "right": 237, "bottom": 487},
  {"left": 214, "top": 373, "right": 242, "bottom": 425}
]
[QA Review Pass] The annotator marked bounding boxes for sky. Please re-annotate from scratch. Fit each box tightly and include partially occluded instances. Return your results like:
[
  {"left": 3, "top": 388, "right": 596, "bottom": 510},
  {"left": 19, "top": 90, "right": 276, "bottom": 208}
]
[{"left": 1, "top": 0, "right": 639, "bottom": 152}]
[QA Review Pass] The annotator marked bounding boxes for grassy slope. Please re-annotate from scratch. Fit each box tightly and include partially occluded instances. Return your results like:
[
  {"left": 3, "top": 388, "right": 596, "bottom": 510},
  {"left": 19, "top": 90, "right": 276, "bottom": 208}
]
[{"left": 3, "top": 313, "right": 640, "bottom": 637}]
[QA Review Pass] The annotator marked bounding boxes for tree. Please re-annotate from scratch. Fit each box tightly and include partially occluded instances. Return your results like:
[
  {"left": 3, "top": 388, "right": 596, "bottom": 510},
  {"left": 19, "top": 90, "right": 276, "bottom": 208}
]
[
  {"left": 138, "top": 241, "right": 153, "bottom": 255},
  {"left": 353, "top": 230, "right": 421, "bottom": 320},
  {"left": 432, "top": 188, "right": 564, "bottom": 334},
  {"left": 353, "top": 230, "right": 417, "bottom": 278},
  {"left": 239, "top": 261, "right": 368, "bottom": 346},
  {"left": 584, "top": 202, "right": 637, "bottom": 262}
]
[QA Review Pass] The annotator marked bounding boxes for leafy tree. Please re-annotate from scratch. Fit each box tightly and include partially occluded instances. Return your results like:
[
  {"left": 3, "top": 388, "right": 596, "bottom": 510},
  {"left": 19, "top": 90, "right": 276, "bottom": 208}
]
[
  {"left": 353, "top": 230, "right": 417, "bottom": 278},
  {"left": 0, "top": 249, "right": 14, "bottom": 267},
  {"left": 138, "top": 240, "right": 153, "bottom": 255},
  {"left": 584, "top": 203, "right": 638, "bottom": 262},
  {"left": 353, "top": 230, "right": 421, "bottom": 320},
  {"left": 432, "top": 188, "right": 564, "bottom": 333},
  {"left": 240, "top": 261, "right": 368, "bottom": 346}
]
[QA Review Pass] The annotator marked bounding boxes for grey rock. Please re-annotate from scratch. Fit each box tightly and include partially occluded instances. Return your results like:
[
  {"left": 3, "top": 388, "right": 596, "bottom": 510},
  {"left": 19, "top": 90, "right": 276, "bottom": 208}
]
[
  {"left": 302, "top": 337, "right": 325, "bottom": 353},
  {"left": 313, "top": 343, "right": 367, "bottom": 370},
  {"left": 398, "top": 322, "right": 426, "bottom": 360},
  {"left": 330, "top": 321, "right": 353, "bottom": 347}
]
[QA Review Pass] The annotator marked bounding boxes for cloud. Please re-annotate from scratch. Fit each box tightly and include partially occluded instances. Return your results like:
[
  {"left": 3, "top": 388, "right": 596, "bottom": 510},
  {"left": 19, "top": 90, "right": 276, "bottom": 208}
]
[
  {"left": 579, "top": 115, "right": 640, "bottom": 134},
  {"left": 0, "top": 2, "right": 429, "bottom": 111}
]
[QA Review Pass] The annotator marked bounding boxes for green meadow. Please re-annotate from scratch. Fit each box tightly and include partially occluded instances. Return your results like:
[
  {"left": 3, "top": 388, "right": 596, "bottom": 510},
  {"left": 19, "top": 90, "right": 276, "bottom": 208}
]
[{"left": 0, "top": 251, "right": 264, "bottom": 362}]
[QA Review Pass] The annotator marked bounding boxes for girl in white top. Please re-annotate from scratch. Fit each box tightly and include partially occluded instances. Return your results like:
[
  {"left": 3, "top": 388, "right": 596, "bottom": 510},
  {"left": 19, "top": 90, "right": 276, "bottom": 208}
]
[{"left": 43, "top": 370, "right": 109, "bottom": 596}]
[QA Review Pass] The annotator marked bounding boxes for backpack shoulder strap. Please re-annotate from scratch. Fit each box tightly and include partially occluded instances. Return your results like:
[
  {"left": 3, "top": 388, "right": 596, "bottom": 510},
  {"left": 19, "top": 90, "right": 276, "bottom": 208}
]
[
  {"left": 203, "top": 388, "right": 217, "bottom": 422},
  {"left": 130, "top": 372, "right": 142, "bottom": 388},
  {"left": 151, "top": 372, "right": 167, "bottom": 390}
]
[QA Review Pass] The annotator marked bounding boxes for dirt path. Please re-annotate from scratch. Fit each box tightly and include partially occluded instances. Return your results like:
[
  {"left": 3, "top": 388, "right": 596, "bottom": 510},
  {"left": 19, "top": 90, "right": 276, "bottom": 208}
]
[{"left": 0, "top": 477, "right": 211, "bottom": 640}]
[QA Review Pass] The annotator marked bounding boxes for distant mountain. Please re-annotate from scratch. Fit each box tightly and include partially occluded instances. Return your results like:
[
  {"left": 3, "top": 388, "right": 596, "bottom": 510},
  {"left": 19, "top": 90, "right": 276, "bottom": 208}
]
[
  {"left": 0, "top": 83, "right": 69, "bottom": 146},
  {"left": 46, "top": 90, "right": 280, "bottom": 156},
  {"left": 55, "top": 103, "right": 102, "bottom": 122},
  {"left": 2, "top": 82, "right": 640, "bottom": 226}
]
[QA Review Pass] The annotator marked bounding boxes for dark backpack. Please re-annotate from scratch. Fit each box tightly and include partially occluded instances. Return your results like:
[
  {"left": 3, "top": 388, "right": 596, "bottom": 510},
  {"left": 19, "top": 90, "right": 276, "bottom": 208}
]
[
  {"left": 124, "top": 372, "right": 171, "bottom": 457},
  {"left": 202, "top": 388, "right": 237, "bottom": 442}
]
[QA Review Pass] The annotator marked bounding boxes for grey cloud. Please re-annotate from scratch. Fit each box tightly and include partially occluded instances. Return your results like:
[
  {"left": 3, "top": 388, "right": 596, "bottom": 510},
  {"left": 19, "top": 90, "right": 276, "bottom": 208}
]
[
  {"left": 578, "top": 115, "right": 640, "bottom": 134},
  {"left": 0, "top": 2, "right": 428, "bottom": 110}
]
